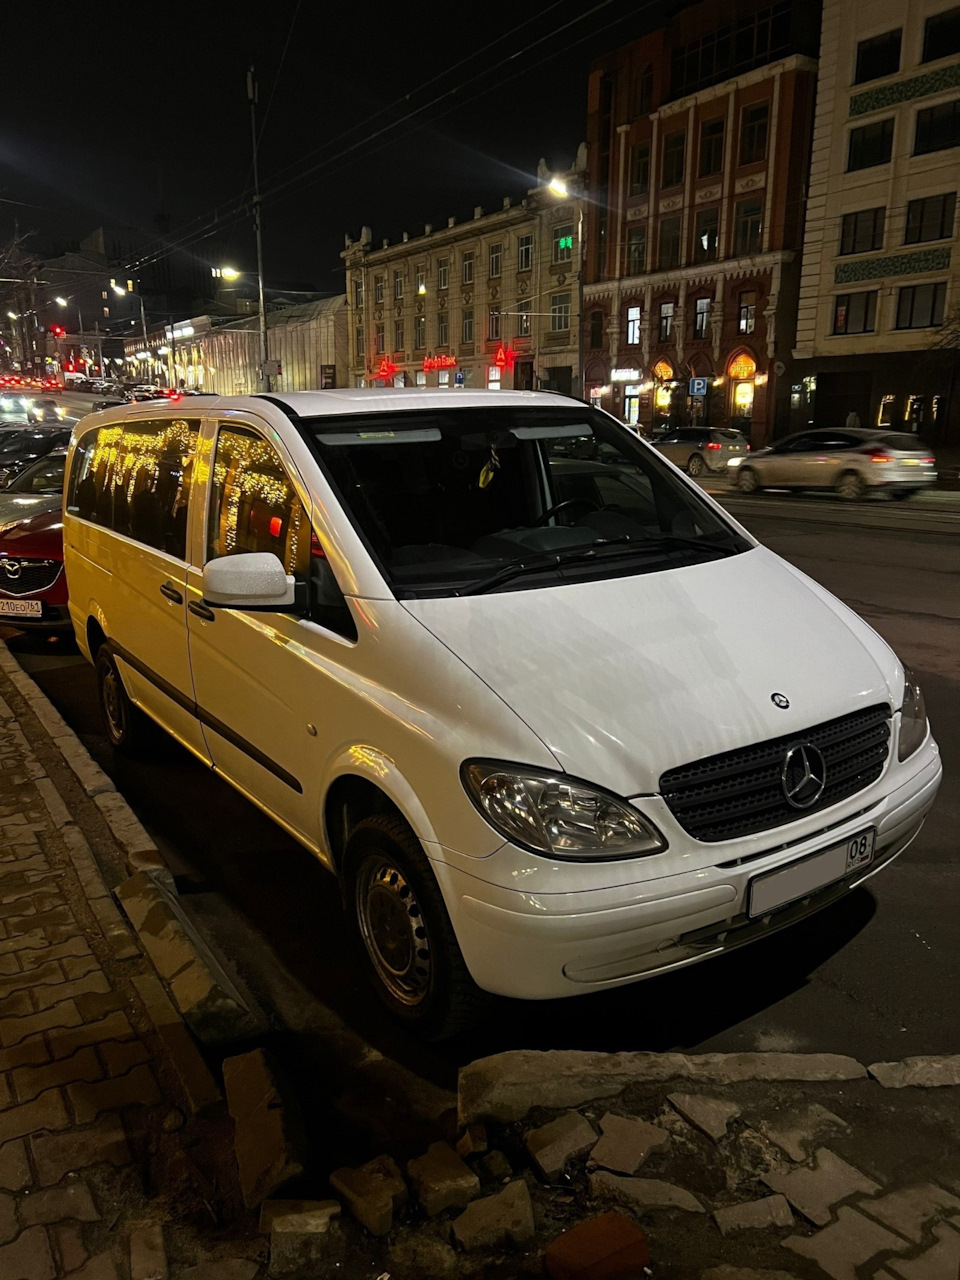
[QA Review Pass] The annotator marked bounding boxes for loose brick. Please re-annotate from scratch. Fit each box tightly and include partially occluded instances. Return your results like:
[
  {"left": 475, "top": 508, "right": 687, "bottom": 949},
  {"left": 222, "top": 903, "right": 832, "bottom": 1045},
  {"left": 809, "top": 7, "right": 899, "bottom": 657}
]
[
  {"left": 764, "top": 1149, "right": 881, "bottom": 1227},
  {"left": 0, "top": 1001, "right": 82, "bottom": 1049},
  {"left": 54, "top": 1223, "right": 88, "bottom": 1274},
  {"left": 30, "top": 1114, "right": 130, "bottom": 1186},
  {"left": 19, "top": 1180, "right": 99, "bottom": 1226},
  {"left": 34, "top": 973, "right": 111, "bottom": 1014},
  {"left": 784, "top": 1205, "right": 910, "bottom": 1280},
  {"left": 407, "top": 1141, "right": 479, "bottom": 1216},
  {"left": 526, "top": 1111, "right": 597, "bottom": 1181},
  {"left": 544, "top": 1211, "right": 650, "bottom": 1280},
  {"left": 46, "top": 1011, "right": 135, "bottom": 1061},
  {"left": 713, "top": 1195, "right": 794, "bottom": 1235},
  {"left": 0, "top": 1138, "right": 31, "bottom": 1191},
  {"left": 129, "top": 1223, "right": 167, "bottom": 1280},
  {"left": 68, "top": 1065, "right": 160, "bottom": 1123},
  {"left": 0, "top": 1225, "right": 56, "bottom": 1280},
  {"left": 0, "top": 1089, "right": 70, "bottom": 1144},
  {"left": 12, "top": 1047, "right": 103, "bottom": 1104}
]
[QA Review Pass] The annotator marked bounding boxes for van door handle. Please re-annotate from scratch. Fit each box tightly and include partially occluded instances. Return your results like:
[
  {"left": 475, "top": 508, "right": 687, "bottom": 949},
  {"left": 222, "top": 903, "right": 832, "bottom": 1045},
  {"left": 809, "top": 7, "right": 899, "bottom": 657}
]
[
  {"left": 159, "top": 581, "right": 183, "bottom": 605},
  {"left": 188, "top": 600, "right": 216, "bottom": 622}
]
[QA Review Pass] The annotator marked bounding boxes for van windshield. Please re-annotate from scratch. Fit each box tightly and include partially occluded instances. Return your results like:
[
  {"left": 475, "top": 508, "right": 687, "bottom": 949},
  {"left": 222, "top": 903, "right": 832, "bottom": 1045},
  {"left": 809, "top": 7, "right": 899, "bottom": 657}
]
[{"left": 305, "top": 406, "right": 750, "bottom": 597}]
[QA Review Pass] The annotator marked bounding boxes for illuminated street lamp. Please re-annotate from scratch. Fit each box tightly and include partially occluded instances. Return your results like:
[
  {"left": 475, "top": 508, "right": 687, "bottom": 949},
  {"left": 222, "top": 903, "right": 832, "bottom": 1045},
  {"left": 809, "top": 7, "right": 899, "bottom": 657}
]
[{"left": 548, "top": 174, "right": 585, "bottom": 400}]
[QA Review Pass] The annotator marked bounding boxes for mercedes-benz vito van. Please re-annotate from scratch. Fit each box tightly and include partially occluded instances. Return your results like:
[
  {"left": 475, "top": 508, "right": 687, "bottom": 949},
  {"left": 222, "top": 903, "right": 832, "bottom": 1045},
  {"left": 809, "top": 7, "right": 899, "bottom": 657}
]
[{"left": 63, "top": 391, "right": 941, "bottom": 1037}]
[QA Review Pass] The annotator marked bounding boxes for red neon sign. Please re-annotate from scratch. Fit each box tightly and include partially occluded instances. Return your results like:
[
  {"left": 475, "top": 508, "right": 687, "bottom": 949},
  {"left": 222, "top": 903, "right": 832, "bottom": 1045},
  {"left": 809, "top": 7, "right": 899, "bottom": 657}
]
[
  {"left": 494, "top": 344, "right": 517, "bottom": 371},
  {"left": 376, "top": 357, "right": 398, "bottom": 379},
  {"left": 423, "top": 354, "right": 457, "bottom": 371}
]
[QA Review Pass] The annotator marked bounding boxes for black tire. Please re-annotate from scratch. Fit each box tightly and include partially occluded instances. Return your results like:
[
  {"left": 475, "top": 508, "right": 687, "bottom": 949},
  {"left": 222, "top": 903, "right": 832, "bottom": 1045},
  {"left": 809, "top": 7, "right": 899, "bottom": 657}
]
[
  {"left": 342, "top": 813, "right": 489, "bottom": 1040},
  {"left": 686, "top": 453, "right": 706, "bottom": 477},
  {"left": 95, "top": 646, "right": 150, "bottom": 756},
  {"left": 836, "top": 470, "right": 866, "bottom": 501},
  {"left": 738, "top": 466, "right": 761, "bottom": 494}
]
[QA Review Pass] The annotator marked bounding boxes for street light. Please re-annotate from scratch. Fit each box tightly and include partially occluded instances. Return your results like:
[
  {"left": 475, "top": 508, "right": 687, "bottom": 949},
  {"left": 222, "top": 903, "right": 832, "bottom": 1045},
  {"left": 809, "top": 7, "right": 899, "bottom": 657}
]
[
  {"left": 221, "top": 266, "right": 240, "bottom": 281},
  {"left": 549, "top": 174, "right": 585, "bottom": 401}
]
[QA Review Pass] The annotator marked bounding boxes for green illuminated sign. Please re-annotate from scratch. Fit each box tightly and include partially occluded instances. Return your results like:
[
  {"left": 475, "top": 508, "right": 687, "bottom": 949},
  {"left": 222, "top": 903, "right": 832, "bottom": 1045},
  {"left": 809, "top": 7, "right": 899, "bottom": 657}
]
[{"left": 558, "top": 235, "right": 573, "bottom": 251}]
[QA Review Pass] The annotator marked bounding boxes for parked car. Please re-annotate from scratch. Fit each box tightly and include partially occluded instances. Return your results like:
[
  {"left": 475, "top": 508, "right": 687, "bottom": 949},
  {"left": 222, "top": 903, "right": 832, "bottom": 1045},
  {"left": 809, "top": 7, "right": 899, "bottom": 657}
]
[
  {"left": 0, "top": 505, "right": 69, "bottom": 631},
  {"left": 0, "top": 427, "right": 72, "bottom": 488},
  {"left": 62, "top": 390, "right": 940, "bottom": 1037},
  {"left": 93, "top": 397, "right": 129, "bottom": 412},
  {"left": 736, "top": 429, "right": 937, "bottom": 500},
  {"left": 30, "top": 397, "right": 68, "bottom": 425},
  {"left": 652, "top": 427, "right": 749, "bottom": 476},
  {"left": 0, "top": 451, "right": 66, "bottom": 531}
]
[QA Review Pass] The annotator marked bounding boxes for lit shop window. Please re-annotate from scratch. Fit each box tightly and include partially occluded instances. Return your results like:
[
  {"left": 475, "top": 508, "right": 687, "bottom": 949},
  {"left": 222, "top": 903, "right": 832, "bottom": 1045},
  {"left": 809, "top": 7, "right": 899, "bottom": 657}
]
[{"left": 487, "top": 366, "right": 501, "bottom": 390}]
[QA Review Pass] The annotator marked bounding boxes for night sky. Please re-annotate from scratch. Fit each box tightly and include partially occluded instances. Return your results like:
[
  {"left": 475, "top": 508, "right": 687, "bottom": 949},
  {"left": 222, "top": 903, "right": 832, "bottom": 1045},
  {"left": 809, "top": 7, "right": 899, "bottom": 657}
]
[{"left": 1, "top": 0, "right": 660, "bottom": 295}]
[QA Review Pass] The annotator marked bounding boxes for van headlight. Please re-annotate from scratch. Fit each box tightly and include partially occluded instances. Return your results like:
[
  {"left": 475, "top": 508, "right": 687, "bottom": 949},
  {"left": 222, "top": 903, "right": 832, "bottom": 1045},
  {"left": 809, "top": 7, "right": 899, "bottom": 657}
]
[
  {"left": 461, "top": 760, "right": 666, "bottom": 859},
  {"left": 898, "top": 668, "right": 928, "bottom": 761}
]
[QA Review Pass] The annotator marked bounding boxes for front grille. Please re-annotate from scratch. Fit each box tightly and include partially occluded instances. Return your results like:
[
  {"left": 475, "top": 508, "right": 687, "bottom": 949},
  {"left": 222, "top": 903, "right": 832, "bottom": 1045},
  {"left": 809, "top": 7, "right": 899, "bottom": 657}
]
[
  {"left": 660, "top": 704, "right": 892, "bottom": 843},
  {"left": 0, "top": 558, "right": 62, "bottom": 596}
]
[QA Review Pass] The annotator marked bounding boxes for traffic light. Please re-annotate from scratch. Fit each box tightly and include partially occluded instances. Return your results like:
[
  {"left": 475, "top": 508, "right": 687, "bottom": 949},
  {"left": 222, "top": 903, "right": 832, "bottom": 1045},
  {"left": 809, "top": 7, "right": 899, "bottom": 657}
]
[{"left": 51, "top": 325, "right": 65, "bottom": 338}]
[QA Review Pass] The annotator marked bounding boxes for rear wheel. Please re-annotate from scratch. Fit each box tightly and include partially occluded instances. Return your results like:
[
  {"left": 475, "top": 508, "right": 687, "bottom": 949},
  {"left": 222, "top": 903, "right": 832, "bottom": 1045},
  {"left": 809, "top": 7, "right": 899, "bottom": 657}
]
[
  {"left": 342, "top": 813, "right": 488, "bottom": 1040},
  {"left": 737, "top": 466, "right": 761, "bottom": 494},
  {"left": 95, "top": 646, "right": 150, "bottom": 756},
  {"left": 836, "top": 470, "right": 866, "bottom": 501},
  {"left": 686, "top": 453, "right": 706, "bottom": 477}
]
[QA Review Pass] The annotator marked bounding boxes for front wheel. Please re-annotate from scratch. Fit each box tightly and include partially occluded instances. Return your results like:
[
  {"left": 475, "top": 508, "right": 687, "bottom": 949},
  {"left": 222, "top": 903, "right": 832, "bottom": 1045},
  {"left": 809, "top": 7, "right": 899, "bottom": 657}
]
[
  {"left": 95, "top": 646, "right": 151, "bottom": 756},
  {"left": 686, "top": 453, "right": 706, "bottom": 477},
  {"left": 836, "top": 470, "right": 866, "bottom": 501},
  {"left": 737, "top": 466, "right": 761, "bottom": 494},
  {"left": 342, "top": 813, "right": 488, "bottom": 1040}
]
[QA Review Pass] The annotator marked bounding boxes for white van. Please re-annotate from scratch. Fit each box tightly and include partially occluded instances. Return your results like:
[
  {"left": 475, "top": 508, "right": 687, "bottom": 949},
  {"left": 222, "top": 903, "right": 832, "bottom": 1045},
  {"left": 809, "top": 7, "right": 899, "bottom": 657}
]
[{"left": 63, "top": 391, "right": 941, "bottom": 1037}]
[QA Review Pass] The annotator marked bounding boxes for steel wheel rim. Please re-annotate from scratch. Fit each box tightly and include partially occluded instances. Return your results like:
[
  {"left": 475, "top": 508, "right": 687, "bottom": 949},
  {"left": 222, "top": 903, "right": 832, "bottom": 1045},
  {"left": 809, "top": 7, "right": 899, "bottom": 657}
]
[
  {"left": 356, "top": 855, "right": 431, "bottom": 1007},
  {"left": 102, "top": 665, "right": 126, "bottom": 743}
]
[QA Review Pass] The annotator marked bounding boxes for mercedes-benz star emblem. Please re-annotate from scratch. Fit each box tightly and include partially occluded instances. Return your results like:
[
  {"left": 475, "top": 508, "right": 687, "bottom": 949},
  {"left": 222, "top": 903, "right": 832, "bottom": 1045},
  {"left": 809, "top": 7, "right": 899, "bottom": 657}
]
[
  {"left": 781, "top": 743, "right": 827, "bottom": 809},
  {"left": 771, "top": 692, "right": 790, "bottom": 709}
]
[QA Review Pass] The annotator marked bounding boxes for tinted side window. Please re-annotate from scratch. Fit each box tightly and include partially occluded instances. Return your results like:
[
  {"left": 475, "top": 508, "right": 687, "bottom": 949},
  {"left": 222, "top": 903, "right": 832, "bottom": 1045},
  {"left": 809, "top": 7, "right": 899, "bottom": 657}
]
[{"left": 110, "top": 420, "right": 198, "bottom": 559}]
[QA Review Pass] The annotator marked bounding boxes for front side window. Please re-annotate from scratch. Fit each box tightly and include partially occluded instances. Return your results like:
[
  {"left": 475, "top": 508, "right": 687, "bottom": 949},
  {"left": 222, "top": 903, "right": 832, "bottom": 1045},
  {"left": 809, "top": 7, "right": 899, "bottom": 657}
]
[
  {"left": 516, "top": 299, "right": 531, "bottom": 337},
  {"left": 462, "top": 252, "right": 474, "bottom": 284},
  {"left": 735, "top": 200, "right": 763, "bottom": 253},
  {"left": 488, "top": 306, "right": 501, "bottom": 341},
  {"left": 489, "top": 243, "right": 502, "bottom": 278},
  {"left": 658, "top": 216, "right": 682, "bottom": 270},
  {"left": 306, "top": 406, "right": 747, "bottom": 598},
  {"left": 626, "top": 226, "right": 646, "bottom": 275},
  {"left": 694, "top": 207, "right": 719, "bottom": 261},
  {"left": 832, "top": 290, "right": 878, "bottom": 334},
  {"left": 518, "top": 234, "right": 534, "bottom": 270},
  {"left": 738, "top": 290, "right": 757, "bottom": 333},
  {"left": 626, "top": 305, "right": 642, "bottom": 345},
  {"left": 553, "top": 224, "right": 574, "bottom": 263},
  {"left": 739, "top": 103, "right": 769, "bottom": 164},
  {"left": 855, "top": 29, "right": 901, "bottom": 83},
  {"left": 896, "top": 282, "right": 947, "bottom": 328},
  {"left": 414, "top": 315, "right": 426, "bottom": 349},
  {"left": 462, "top": 308, "right": 474, "bottom": 342},
  {"left": 839, "top": 207, "right": 885, "bottom": 254},
  {"left": 437, "top": 258, "right": 449, "bottom": 290},
  {"left": 914, "top": 100, "right": 960, "bottom": 155},
  {"left": 551, "top": 292, "right": 571, "bottom": 332},
  {"left": 662, "top": 131, "right": 686, "bottom": 187},
  {"left": 848, "top": 118, "right": 894, "bottom": 170},
  {"left": 699, "top": 118, "right": 724, "bottom": 176},
  {"left": 659, "top": 300, "right": 675, "bottom": 340},
  {"left": 694, "top": 296, "right": 711, "bottom": 338},
  {"left": 923, "top": 6, "right": 960, "bottom": 61},
  {"left": 629, "top": 143, "right": 650, "bottom": 195},
  {"left": 394, "top": 270, "right": 404, "bottom": 299},
  {"left": 904, "top": 192, "right": 956, "bottom": 242}
]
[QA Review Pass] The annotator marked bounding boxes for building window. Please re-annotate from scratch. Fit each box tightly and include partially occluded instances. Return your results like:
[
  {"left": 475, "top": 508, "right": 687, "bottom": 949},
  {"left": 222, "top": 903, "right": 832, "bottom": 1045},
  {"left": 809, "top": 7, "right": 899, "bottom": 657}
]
[
  {"left": 734, "top": 199, "right": 763, "bottom": 254},
  {"left": 416, "top": 370, "right": 427, "bottom": 387},
  {"left": 699, "top": 118, "right": 725, "bottom": 177},
  {"left": 354, "top": 278, "right": 364, "bottom": 308},
  {"left": 462, "top": 252, "right": 474, "bottom": 284},
  {"left": 839, "top": 207, "right": 886, "bottom": 254},
  {"left": 550, "top": 293, "right": 571, "bottom": 332},
  {"left": 662, "top": 131, "right": 686, "bottom": 187},
  {"left": 626, "top": 226, "right": 646, "bottom": 275},
  {"left": 518, "top": 234, "right": 533, "bottom": 271},
  {"left": 855, "top": 29, "right": 901, "bottom": 83},
  {"left": 904, "top": 192, "right": 956, "bottom": 242},
  {"left": 375, "top": 323, "right": 385, "bottom": 354},
  {"left": 914, "top": 100, "right": 960, "bottom": 155},
  {"left": 414, "top": 315, "right": 426, "bottom": 348},
  {"left": 438, "top": 311, "right": 449, "bottom": 346},
  {"left": 589, "top": 309, "right": 604, "bottom": 348},
  {"left": 832, "top": 290, "right": 878, "bottom": 334},
  {"left": 394, "top": 319, "right": 404, "bottom": 351},
  {"left": 659, "top": 301, "right": 675, "bottom": 341},
  {"left": 629, "top": 143, "right": 650, "bottom": 195},
  {"left": 923, "top": 6, "right": 960, "bottom": 62},
  {"left": 439, "top": 369, "right": 450, "bottom": 387},
  {"left": 437, "top": 258, "right": 449, "bottom": 290},
  {"left": 848, "top": 118, "right": 894, "bottom": 170},
  {"left": 516, "top": 299, "right": 531, "bottom": 337},
  {"left": 738, "top": 290, "right": 757, "bottom": 334},
  {"left": 694, "top": 207, "right": 720, "bottom": 262},
  {"left": 626, "top": 305, "right": 642, "bottom": 345},
  {"left": 416, "top": 265, "right": 425, "bottom": 294},
  {"left": 374, "top": 275, "right": 384, "bottom": 303},
  {"left": 739, "top": 103, "right": 769, "bottom": 165},
  {"left": 694, "top": 296, "right": 711, "bottom": 338},
  {"left": 896, "top": 282, "right": 947, "bottom": 328},
  {"left": 553, "top": 224, "right": 574, "bottom": 263},
  {"left": 630, "top": 63, "right": 654, "bottom": 116},
  {"left": 488, "top": 306, "right": 501, "bottom": 340},
  {"left": 488, "top": 243, "right": 502, "bottom": 278},
  {"left": 461, "top": 309, "right": 474, "bottom": 342},
  {"left": 658, "top": 216, "right": 682, "bottom": 269},
  {"left": 878, "top": 393, "right": 895, "bottom": 425},
  {"left": 355, "top": 327, "right": 364, "bottom": 360},
  {"left": 487, "top": 366, "right": 501, "bottom": 390},
  {"left": 394, "top": 270, "right": 404, "bottom": 299}
]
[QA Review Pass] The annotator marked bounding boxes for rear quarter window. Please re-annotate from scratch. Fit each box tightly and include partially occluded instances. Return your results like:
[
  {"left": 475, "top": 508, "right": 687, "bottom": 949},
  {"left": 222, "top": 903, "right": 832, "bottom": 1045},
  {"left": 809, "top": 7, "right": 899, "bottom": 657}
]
[{"left": 878, "top": 433, "right": 927, "bottom": 452}]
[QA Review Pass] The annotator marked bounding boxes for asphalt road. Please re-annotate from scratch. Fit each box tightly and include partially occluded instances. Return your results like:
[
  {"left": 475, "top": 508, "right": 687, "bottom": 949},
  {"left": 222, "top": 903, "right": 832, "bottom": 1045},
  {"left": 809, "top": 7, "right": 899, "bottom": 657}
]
[{"left": 3, "top": 483, "right": 958, "bottom": 1122}]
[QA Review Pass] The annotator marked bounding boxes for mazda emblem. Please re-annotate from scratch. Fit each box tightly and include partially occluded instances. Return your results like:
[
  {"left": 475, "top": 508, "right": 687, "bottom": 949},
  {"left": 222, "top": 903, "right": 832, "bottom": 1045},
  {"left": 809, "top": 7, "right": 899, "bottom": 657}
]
[
  {"left": 0, "top": 559, "right": 21, "bottom": 580},
  {"left": 781, "top": 743, "right": 827, "bottom": 809}
]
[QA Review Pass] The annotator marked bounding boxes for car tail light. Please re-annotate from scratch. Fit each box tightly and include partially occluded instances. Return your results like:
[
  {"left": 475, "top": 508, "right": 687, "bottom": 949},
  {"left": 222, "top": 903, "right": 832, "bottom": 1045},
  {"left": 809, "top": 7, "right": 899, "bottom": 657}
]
[
  {"left": 706, "top": 441, "right": 721, "bottom": 450},
  {"left": 310, "top": 531, "right": 325, "bottom": 558},
  {"left": 924, "top": 456, "right": 935, "bottom": 463},
  {"left": 868, "top": 452, "right": 892, "bottom": 463}
]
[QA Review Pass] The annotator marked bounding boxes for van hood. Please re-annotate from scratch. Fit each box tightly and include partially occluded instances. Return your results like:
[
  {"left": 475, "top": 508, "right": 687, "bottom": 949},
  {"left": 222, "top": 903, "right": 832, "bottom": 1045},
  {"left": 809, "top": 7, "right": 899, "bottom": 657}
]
[{"left": 402, "top": 546, "right": 901, "bottom": 798}]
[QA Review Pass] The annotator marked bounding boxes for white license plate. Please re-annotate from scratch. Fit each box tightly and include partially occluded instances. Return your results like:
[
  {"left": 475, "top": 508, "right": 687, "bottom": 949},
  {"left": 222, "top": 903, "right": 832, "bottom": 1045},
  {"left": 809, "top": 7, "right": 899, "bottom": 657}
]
[
  {"left": 727, "top": 456, "right": 744, "bottom": 467},
  {"left": 749, "top": 829, "right": 876, "bottom": 917},
  {"left": 0, "top": 598, "right": 42, "bottom": 617}
]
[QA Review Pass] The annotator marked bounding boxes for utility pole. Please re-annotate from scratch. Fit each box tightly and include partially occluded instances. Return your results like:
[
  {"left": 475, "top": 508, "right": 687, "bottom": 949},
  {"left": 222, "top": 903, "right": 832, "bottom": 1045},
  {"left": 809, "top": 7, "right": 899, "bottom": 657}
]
[
  {"left": 169, "top": 316, "right": 177, "bottom": 389},
  {"left": 247, "top": 66, "right": 269, "bottom": 393}
]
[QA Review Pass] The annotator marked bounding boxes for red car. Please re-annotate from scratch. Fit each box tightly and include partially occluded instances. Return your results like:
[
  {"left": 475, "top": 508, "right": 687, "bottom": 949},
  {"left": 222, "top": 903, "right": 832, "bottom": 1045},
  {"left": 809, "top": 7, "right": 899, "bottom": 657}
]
[{"left": 0, "top": 507, "right": 69, "bottom": 632}]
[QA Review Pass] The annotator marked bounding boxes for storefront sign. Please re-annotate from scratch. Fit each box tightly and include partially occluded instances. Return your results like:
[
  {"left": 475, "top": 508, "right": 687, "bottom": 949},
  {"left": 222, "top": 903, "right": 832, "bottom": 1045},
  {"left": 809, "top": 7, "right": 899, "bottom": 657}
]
[
  {"left": 376, "top": 357, "right": 398, "bottom": 379},
  {"left": 653, "top": 359, "right": 674, "bottom": 380},
  {"left": 423, "top": 354, "right": 457, "bottom": 370},
  {"left": 611, "top": 368, "right": 641, "bottom": 381},
  {"left": 728, "top": 353, "right": 757, "bottom": 380},
  {"left": 494, "top": 344, "right": 517, "bottom": 371}
]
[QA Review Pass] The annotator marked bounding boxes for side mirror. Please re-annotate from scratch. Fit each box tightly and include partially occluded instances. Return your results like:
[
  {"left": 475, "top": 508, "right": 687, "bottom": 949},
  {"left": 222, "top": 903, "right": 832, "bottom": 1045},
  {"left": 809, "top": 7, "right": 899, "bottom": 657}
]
[{"left": 202, "top": 552, "right": 297, "bottom": 610}]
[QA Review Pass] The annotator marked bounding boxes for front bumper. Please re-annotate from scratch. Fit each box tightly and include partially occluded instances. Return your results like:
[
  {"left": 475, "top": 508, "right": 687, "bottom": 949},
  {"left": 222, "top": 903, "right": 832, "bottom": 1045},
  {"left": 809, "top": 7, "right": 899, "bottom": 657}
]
[{"left": 429, "top": 737, "right": 941, "bottom": 1000}]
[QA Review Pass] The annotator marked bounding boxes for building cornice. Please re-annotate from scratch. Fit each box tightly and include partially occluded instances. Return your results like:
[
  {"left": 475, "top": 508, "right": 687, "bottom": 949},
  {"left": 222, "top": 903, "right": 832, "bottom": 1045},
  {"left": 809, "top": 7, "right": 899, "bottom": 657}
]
[
  {"left": 654, "top": 54, "right": 818, "bottom": 121},
  {"left": 585, "top": 249, "right": 796, "bottom": 300}
]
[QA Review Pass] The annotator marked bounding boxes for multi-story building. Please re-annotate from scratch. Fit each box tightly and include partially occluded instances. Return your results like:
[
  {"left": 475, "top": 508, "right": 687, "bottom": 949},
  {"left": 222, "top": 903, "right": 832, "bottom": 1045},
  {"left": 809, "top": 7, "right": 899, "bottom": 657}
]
[
  {"left": 582, "top": 0, "right": 820, "bottom": 444},
  {"left": 341, "top": 157, "right": 585, "bottom": 396},
  {"left": 792, "top": 0, "right": 960, "bottom": 444}
]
